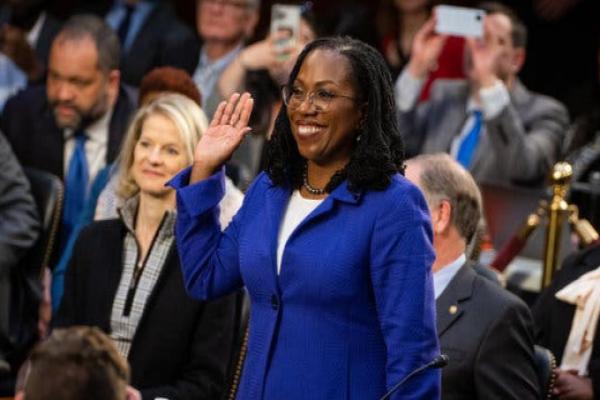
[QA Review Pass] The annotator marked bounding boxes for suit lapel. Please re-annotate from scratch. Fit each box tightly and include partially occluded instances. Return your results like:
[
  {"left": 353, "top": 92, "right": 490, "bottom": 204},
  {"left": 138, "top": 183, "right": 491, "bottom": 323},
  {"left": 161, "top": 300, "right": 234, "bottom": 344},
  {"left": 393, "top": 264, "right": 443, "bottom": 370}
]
[
  {"left": 264, "top": 183, "right": 292, "bottom": 290},
  {"left": 38, "top": 107, "right": 66, "bottom": 179},
  {"left": 428, "top": 82, "right": 471, "bottom": 154},
  {"left": 436, "top": 263, "right": 476, "bottom": 337},
  {"left": 128, "top": 244, "right": 176, "bottom": 360},
  {"left": 107, "top": 89, "right": 134, "bottom": 163},
  {"left": 277, "top": 181, "right": 361, "bottom": 287},
  {"left": 470, "top": 79, "right": 530, "bottom": 173},
  {"left": 99, "top": 223, "right": 127, "bottom": 330}
]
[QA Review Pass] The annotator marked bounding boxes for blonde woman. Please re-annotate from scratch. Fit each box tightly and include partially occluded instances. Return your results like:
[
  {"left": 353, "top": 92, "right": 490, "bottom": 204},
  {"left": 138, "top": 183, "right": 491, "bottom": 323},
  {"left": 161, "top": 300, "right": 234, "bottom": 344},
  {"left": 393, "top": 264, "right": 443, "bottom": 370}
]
[{"left": 55, "top": 94, "right": 237, "bottom": 400}]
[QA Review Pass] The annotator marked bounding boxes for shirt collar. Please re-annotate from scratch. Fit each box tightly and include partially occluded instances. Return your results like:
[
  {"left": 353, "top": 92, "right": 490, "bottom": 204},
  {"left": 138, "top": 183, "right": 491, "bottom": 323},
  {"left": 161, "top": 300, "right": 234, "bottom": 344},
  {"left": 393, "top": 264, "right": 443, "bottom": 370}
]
[
  {"left": 118, "top": 195, "right": 177, "bottom": 241},
  {"left": 434, "top": 253, "right": 466, "bottom": 299},
  {"left": 199, "top": 42, "right": 244, "bottom": 70},
  {"left": 63, "top": 106, "right": 114, "bottom": 142},
  {"left": 466, "top": 97, "right": 481, "bottom": 114}
]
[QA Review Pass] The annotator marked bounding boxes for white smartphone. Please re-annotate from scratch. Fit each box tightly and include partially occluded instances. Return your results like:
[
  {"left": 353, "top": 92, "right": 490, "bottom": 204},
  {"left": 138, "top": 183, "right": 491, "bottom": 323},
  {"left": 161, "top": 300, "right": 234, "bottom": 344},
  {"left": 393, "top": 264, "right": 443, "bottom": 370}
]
[
  {"left": 270, "top": 4, "right": 301, "bottom": 53},
  {"left": 435, "top": 5, "right": 485, "bottom": 38}
]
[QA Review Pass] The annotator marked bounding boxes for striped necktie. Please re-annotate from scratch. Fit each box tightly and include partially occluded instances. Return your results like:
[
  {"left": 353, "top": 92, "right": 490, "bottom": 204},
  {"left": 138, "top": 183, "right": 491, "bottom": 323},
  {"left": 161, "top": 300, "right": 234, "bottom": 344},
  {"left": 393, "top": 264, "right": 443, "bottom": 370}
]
[{"left": 456, "top": 110, "right": 483, "bottom": 168}]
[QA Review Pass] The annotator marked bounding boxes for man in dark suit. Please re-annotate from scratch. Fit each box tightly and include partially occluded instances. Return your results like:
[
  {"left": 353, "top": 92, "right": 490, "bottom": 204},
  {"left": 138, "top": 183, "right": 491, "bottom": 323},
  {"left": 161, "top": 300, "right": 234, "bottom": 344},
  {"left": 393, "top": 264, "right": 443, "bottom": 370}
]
[
  {"left": 102, "top": 0, "right": 200, "bottom": 88},
  {"left": 406, "top": 153, "right": 540, "bottom": 399},
  {"left": 1, "top": 14, "right": 133, "bottom": 181},
  {"left": 533, "top": 243, "right": 600, "bottom": 400},
  {"left": 397, "top": 2, "right": 568, "bottom": 187},
  {"left": 0, "top": 131, "right": 39, "bottom": 375},
  {"left": 1, "top": 14, "right": 133, "bottom": 310}
]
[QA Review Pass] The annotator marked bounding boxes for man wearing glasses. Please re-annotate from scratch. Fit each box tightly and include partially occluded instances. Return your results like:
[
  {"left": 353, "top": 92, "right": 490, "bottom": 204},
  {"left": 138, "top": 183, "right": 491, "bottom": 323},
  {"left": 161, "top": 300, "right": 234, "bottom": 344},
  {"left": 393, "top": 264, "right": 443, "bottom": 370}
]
[{"left": 193, "top": 0, "right": 260, "bottom": 119}]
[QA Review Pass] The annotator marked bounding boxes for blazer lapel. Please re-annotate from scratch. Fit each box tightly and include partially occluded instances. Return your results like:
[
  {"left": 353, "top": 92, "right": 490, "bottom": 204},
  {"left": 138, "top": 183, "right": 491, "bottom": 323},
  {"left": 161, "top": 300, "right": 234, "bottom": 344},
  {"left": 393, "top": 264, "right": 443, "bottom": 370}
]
[
  {"left": 283, "top": 179, "right": 361, "bottom": 244},
  {"left": 37, "top": 105, "right": 66, "bottom": 179},
  {"left": 100, "top": 223, "right": 127, "bottom": 330},
  {"left": 436, "top": 263, "right": 476, "bottom": 337},
  {"left": 128, "top": 245, "right": 177, "bottom": 358},
  {"left": 107, "top": 88, "right": 134, "bottom": 163},
  {"left": 425, "top": 82, "right": 471, "bottom": 155},
  {"left": 277, "top": 181, "right": 361, "bottom": 287},
  {"left": 264, "top": 183, "right": 293, "bottom": 289}
]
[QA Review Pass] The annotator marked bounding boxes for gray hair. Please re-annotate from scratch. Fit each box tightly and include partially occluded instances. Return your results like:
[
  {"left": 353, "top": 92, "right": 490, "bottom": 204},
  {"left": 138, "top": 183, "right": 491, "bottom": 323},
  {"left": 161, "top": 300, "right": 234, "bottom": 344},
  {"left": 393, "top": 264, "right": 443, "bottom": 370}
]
[
  {"left": 409, "top": 153, "right": 482, "bottom": 242},
  {"left": 56, "top": 14, "right": 120, "bottom": 72}
]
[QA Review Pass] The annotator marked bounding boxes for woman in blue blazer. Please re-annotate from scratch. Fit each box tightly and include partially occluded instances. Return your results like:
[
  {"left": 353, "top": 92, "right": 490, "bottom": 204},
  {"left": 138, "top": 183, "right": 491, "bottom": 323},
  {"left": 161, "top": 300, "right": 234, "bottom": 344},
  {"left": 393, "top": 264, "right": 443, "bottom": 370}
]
[{"left": 170, "top": 37, "right": 440, "bottom": 399}]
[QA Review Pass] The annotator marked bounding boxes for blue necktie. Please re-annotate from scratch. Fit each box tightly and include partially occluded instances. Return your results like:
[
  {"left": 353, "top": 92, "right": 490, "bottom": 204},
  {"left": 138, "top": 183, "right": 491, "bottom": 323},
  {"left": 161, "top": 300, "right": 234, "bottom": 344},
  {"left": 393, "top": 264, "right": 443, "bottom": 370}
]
[
  {"left": 456, "top": 110, "right": 483, "bottom": 168},
  {"left": 117, "top": 4, "right": 135, "bottom": 47},
  {"left": 62, "top": 132, "right": 89, "bottom": 242}
]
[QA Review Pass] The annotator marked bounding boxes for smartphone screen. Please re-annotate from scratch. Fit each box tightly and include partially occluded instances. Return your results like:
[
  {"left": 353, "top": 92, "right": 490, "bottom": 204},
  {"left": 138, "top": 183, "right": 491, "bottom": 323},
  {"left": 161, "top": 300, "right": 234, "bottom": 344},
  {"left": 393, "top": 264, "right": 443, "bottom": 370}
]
[
  {"left": 270, "top": 4, "right": 301, "bottom": 57},
  {"left": 435, "top": 5, "right": 485, "bottom": 38}
]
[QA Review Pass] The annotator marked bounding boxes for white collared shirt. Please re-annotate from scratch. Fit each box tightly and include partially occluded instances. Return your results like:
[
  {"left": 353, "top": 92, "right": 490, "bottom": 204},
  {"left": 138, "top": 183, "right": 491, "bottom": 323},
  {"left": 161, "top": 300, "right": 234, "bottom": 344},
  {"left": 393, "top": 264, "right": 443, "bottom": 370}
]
[
  {"left": 63, "top": 107, "right": 113, "bottom": 187},
  {"left": 433, "top": 254, "right": 466, "bottom": 299},
  {"left": 192, "top": 43, "right": 243, "bottom": 108}
]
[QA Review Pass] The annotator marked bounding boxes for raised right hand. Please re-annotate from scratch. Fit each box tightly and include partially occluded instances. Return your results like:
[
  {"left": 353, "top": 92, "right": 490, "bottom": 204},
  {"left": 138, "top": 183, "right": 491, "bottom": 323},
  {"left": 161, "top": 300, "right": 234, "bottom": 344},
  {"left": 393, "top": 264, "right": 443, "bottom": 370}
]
[
  {"left": 191, "top": 93, "right": 254, "bottom": 183},
  {"left": 407, "top": 16, "right": 447, "bottom": 79}
]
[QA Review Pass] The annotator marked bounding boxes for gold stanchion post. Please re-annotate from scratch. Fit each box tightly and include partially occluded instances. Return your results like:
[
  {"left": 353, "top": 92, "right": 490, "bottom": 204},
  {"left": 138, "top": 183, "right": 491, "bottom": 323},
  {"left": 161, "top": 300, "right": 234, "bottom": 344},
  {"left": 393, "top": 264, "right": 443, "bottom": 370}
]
[{"left": 542, "top": 163, "right": 572, "bottom": 288}]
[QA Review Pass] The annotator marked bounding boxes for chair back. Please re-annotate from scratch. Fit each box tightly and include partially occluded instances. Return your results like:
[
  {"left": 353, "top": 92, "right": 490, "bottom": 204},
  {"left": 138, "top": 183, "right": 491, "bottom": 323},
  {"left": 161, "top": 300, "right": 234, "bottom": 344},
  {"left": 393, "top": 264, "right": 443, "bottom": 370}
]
[
  {"left": 226, "top": 289, "right": 251, "bottom": 400},
  {"left": 9, "top": 168, "right": 62, "bottom": 362},
  {"left": 533, "top": 344, "right": 557, "bottom": 400}
]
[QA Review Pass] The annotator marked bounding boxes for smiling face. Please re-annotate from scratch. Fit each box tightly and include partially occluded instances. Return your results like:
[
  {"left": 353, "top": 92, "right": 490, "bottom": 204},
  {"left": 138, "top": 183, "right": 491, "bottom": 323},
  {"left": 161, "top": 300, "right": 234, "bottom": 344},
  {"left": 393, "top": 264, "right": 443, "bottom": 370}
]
[
  {"left": 287, "top": 48, "right": 363, "bottom": 170},
  {"left": 131, "top": 113, "right": 190, "bottom": 198}
]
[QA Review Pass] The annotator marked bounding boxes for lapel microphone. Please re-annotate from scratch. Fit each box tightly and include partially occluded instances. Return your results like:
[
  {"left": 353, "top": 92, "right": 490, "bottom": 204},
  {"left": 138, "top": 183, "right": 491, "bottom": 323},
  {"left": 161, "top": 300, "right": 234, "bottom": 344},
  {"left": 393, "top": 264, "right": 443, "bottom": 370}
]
[{"left": 379, "top": 354, "right": 449, "bottom": 400}]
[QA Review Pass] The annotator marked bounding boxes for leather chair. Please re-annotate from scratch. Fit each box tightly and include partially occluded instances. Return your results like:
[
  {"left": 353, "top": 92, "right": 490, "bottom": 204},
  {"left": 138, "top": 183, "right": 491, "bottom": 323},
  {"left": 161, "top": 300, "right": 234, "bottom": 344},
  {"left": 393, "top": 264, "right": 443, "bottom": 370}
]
[
  {"left": 225, "top": 289, "right": 251, "bottom": 400},
  {"left": 534, "top": 344, "right": 557, "bottom": 400},
  {"left": 8, "top": 168, "right": 62, "bottom": 371}
]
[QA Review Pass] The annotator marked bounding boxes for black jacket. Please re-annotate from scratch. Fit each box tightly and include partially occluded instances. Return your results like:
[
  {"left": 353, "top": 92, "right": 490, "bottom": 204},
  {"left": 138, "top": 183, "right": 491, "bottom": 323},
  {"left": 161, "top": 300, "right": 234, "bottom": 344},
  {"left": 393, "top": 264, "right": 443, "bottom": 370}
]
[
  {"left": 1, "top": 85, "right": 133, "bottom": 179},
  {"left": 55, "top": 219, "right": 237, "bottom": 400},
  {"left": 532, "top": 244, "right": 600, "bottom": 397},
  {"left": 437, "top": 262, "right": 540, "bottom": 399}
]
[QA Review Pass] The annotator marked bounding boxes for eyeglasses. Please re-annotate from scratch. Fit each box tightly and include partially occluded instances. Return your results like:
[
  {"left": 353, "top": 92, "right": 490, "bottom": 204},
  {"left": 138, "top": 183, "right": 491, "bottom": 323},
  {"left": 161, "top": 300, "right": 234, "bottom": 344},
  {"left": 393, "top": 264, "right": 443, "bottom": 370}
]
[
  {"left": 281, "top": 86, "right": 357, "bottom": 111},
  {"left": 200, "top": 0, "right": 250, "bottom": 10}
]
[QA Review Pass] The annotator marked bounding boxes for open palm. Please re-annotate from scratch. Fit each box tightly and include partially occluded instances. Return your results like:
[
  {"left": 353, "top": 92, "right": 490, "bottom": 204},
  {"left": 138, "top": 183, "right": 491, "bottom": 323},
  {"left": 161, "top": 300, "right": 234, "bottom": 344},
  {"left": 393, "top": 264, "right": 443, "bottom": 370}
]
[{"left": 193, "top": 92, "right": 254, "bottom": 179}]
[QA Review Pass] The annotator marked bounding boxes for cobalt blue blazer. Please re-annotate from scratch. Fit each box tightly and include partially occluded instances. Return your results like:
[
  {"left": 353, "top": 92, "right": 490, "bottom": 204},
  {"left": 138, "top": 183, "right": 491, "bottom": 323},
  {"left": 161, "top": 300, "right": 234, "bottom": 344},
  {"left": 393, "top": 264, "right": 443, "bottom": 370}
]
[{"left": 171, "top": 168, "right": 440, "bottom": 400}]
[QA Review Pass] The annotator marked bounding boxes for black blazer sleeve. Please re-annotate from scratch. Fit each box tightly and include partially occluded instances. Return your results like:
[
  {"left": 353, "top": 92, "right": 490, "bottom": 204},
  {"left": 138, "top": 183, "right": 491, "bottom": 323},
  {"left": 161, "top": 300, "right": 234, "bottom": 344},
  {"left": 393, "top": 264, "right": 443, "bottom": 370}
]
[
  {"left": 474, "top": 298, "right": 540, "bottom": 399},
  {"left": 532, "top": 245, "right": 600, "bottom": 398}
]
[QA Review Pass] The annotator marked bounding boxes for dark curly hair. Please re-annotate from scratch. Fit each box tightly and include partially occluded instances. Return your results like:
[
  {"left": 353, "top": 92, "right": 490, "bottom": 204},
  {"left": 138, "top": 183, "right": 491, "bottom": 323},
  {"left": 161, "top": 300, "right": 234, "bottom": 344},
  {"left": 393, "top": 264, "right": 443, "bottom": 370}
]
[{"left": 265, "top": 36, "right": 405, "bottom": 193}]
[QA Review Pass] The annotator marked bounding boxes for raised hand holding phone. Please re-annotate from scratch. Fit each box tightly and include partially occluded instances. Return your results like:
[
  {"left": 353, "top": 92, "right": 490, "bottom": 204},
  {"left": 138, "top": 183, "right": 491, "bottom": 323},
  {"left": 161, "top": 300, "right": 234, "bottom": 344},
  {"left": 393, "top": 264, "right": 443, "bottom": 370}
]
[
  {"left": 191, "top": 93, "right": 254, "bottom": 183},
  {"left": 466, "top": 14, "right": 506, "bottom": 88},
  {"left": 435, "top": 5, "right": 484, "bottom": 38}
]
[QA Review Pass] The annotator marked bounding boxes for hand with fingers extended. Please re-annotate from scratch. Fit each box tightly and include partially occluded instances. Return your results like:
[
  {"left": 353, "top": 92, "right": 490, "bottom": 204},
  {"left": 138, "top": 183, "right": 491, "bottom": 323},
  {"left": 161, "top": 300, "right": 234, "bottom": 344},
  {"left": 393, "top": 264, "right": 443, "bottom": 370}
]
[
  {"left": 407, "top": 16, "right": 447, "bottom": 79},
  {"left": 191, "top": 92, "right": 254, "bottom": 183},
  {"left": 465, "top": 16, "right": 504, "bottom": 88}
]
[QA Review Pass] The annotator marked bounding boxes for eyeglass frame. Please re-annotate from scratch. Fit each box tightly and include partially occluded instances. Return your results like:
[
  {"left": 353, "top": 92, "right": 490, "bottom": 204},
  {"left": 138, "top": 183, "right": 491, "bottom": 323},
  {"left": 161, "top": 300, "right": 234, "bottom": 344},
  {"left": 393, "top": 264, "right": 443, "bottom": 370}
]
[{"left": 281, "top": 85, "right": 359, "bottom": 111}]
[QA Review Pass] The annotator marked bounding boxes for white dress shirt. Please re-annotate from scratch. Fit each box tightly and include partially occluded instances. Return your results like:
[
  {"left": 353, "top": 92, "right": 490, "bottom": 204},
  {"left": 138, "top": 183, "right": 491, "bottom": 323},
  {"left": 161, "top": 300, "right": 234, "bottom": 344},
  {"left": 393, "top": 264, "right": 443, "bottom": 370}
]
[
  {"left": 395, "top": 70, "right": 511, "bottom": 159},
  {"left": 433, "top": 253, "right": 466, "bottom": 299}
]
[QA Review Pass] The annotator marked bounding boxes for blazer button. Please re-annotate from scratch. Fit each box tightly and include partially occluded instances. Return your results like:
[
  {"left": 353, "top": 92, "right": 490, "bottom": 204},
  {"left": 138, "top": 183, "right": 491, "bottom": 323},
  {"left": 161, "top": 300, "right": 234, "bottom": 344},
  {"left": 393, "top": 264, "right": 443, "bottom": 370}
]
[{"left": 271, "top": 294, "right": 279, "bottom": 310}]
